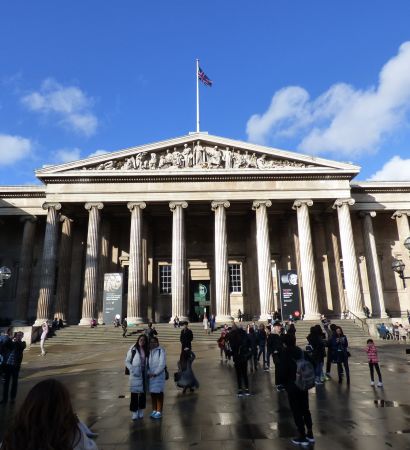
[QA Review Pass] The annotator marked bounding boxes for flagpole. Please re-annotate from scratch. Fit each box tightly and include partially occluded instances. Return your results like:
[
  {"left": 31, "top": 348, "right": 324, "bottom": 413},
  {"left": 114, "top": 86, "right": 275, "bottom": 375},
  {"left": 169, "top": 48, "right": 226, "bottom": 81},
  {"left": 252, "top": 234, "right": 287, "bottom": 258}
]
[{"left": 196, "top": 58, "right": 200, "bottom": 133}]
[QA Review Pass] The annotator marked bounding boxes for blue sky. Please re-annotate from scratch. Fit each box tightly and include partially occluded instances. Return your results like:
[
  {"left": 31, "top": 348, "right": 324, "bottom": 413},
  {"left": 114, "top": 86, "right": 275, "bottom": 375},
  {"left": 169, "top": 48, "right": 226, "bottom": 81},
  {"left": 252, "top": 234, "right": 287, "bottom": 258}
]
[{"left": 1, "top": 1, "right": 410, "bottom": 184}]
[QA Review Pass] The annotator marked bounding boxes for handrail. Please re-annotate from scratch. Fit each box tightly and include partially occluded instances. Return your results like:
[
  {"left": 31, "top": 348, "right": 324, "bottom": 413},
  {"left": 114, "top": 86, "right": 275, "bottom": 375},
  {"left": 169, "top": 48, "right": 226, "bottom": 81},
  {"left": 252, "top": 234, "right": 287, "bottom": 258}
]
[{"left": 345, "top": 310, "right": 370, "bottom": 334}]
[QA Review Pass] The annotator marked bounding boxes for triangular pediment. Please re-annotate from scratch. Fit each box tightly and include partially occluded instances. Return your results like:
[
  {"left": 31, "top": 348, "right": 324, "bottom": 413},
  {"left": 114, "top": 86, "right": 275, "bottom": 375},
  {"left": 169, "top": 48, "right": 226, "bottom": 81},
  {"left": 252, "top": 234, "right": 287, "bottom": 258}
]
[{"left": 35, "top": 133, "right": 360, "bottom": 179}]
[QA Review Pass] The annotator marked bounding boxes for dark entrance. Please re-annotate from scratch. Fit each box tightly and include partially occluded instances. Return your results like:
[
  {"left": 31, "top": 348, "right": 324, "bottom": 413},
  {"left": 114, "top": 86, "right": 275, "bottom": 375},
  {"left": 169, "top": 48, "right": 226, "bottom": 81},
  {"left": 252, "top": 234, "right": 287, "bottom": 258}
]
[{"left": 190, "top": 280, "right": 211, "bottom": 321}]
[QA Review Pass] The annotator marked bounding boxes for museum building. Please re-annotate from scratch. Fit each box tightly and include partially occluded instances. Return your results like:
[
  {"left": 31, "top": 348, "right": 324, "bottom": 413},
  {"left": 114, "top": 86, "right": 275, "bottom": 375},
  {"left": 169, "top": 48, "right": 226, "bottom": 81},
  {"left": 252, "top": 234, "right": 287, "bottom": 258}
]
[{"left": 1, "top": 132, "right": 410, "bottom": 325}]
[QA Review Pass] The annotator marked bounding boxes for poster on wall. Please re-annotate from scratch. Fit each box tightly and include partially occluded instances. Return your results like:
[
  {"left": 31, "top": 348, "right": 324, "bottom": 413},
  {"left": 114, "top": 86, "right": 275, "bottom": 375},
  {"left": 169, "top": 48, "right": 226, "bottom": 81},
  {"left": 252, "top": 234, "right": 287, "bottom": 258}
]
[
  {"left": 103, "top": 273, "right": 123, "bottom": 325},
  {"left": 278, "top": 270, "right": 301, "bottom": 320}
]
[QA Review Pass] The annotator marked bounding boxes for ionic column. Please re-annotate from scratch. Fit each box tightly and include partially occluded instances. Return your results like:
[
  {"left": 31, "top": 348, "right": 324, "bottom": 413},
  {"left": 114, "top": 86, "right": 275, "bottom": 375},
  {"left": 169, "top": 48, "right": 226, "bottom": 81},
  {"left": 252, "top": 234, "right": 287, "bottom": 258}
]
[
  {"left": 292, "top": 200, "right": 320, "bottom": 319},
  {"left": 252, "top": 200, "right": 274, "bottom": 320},
  {"left": 333, "top": 199, "right": 364, "bottom": 318},
  {"left": 34, "top": 203, "right": 61, "bottom": 326},
  {"left": 13, "top": 216, "right": 37, "bottom": 325},
  {"left": 169, "top": 201, "right": 188, "bottom": 322},
  {"left": 360, "top": 212, "right": 387, "bottom": 318},
  {"left": 212, "top": 201, "right": 232, "bottom": 322},
  {"left": 79, "top": 203, "right": 103, "bottom": 325},
  {"left": 97, "top": 220, "right": 111, "bottom": 324},
  {"left": 54, "top": 215, "right": 73, "bottom": 323},
  {"left": 127, "top": 202, "right": 146, "bottom": 325},
  {"left": 391, "top": 210, "right": 410, "bottom": 305}
]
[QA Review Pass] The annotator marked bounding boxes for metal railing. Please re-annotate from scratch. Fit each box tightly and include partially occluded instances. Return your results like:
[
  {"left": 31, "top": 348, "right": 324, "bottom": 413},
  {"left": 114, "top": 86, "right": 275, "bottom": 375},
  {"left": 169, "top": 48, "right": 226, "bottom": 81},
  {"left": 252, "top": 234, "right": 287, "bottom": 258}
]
[{"left": 345, "top": 310, "right": 370, "bottom": 334}]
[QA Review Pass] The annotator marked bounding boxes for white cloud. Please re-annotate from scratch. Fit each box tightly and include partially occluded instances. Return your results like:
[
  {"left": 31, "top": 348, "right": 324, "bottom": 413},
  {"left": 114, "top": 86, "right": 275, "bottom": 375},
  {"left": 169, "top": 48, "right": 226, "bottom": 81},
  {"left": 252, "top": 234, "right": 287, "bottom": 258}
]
[
  {"left": 54, "top": 147, "right": 81, "bottom": 163},
  {"left": 368, "top": 156, "right": 410, "bottom": 181},
  {"left": 88, "top": 149, "right": 108, "bottom": 157},
  {"left": 0, "top": 134, "right": 32, "bottom": 166},
  {"left": 21, "top": 78, "right": 98, "bottom": 136},
  {"left": 247, "top": 42, "right": 410, "bottom": 157}
]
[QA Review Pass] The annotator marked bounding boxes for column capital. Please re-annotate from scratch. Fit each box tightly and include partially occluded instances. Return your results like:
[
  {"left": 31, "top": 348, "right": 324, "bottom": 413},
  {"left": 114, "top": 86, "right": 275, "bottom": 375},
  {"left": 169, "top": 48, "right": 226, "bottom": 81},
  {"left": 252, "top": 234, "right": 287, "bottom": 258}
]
[
  {"left": 292, "top": 199, "right": 313, "bottom": 210},
  {"left": 169, "top": 201, "right": 188, "bottom": 211},
  {"left": 252, "top": 200, "right": 272, "bottom": 210},
  {"left": 333, "top": 198, "right": 355, "bottom": 209},
  {"left": 127, "top": 201, "right": 146, "bottom": 211},
  {"left": 19, "top": 215, "right": 37, "bottom": 223},
  {"left": 391, "top": 210, "right": 410, "bottom": 219},
  {"left": 42, "top": 202, "right": 62, "bottom": 211},
  {"left": 211, "top": 200, "right": 230, "bottom": 211},
  {"left": 85, "top": 202, "right": 104, "bottom": 211},
  {"left": 59, "top": 215, "right": 73, "bottom": 223},
  {"left": 359, "top": 211, "right": 376, "bottom": 218}
]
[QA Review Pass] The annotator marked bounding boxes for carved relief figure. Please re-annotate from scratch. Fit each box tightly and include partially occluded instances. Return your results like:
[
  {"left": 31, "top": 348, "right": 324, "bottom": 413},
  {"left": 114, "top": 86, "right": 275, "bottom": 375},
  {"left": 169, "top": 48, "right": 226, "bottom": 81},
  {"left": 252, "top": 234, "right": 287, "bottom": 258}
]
[
  {"left": 223, "top": 147, "right": 232, "bottom": 169},
  {"left": 164, "top": 149, "right": 173, "bottom": 167},
  {"left": 182, "top": 144, "right": 193, "bottom": 168},
  {"left": 149, "top": 153, "right": 157, "bottom": 170},
  {"left": 194, "top": 141, "right": 204, "bottom": 166}
]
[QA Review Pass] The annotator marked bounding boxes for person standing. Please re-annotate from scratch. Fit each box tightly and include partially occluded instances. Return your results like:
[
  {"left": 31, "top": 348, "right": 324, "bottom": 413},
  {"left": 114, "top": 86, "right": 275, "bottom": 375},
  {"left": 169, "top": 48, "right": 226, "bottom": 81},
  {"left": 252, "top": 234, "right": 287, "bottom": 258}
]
[
  {"left": 176, "top": 348, "right": 199, "bottom": 393},
  {"left": 257, "top": 323, "right": 267, "bottom": 370},
  {"left": 125, "top": 334, "right": 149, "bottom": 420},
  {"left": 1, "top": 331, "right": 26, "bottom": 404},
  {"left": 329, "top": 327, "right": 350, "bottom": 384},
  {"left": 147, "top": 336, "right": 166, "bottom": 419},
  {"left": 247, "top": 325, "right": 258, "bottom": 373},
  {"left": 145, "top": 322, "right": 158, "bottom": 341},
  {"left": 40, "top": 322, "right": 48, "bottom": 356},
  {"left": 278, "top": 333, "right": 314, "bottom": 446},
  {"left": 203, "top": 315, "right": 209, "bottom": 334},
  {"left": 268, "top": 321, "right": 285, "bottom": 390},
  {"left": 229, "top": 324, "right": 252, "bottom": 397},
  {"left": 307, "top": 326, "right": 326, "bottom": 385},
  {"left": 365, "top": 339, "right": 383, "bottom": 387},
  {"left": 122, "top": 318, "right": 128, "bottom": 338},
  {"left": 210, "top": 314, "right": 216, "bottom": 333},
  {"left": 180, "top": 322, "right": 193, "bottom": 351},
  {"left": 217, "top": 325, "right": 228, "bottom": 360},
  {"left": 237, "top": 309, "right": 243, "bottom": 322}
]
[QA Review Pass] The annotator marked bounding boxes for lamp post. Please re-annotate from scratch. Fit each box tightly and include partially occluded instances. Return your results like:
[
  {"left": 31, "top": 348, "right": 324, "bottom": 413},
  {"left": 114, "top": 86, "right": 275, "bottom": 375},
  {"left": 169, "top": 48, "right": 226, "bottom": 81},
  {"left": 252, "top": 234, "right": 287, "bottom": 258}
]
[
  {"left": 392, "top": 258, "right": 410, "bottom": 288},
  {"left": 0, "top": 266, "right": 11, "bottom": 288}
]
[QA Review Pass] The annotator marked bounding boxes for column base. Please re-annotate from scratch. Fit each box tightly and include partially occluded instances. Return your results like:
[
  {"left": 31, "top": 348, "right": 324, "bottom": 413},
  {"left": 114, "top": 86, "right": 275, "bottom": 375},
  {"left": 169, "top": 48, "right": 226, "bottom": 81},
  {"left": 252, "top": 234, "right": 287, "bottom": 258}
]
[
  {"left": 259, "top": 313, "right": 272, "bottom": 322},
  {"left": 216, "top": 315, "right": 234, "bottom": 323},
  {"left": 302, "top": 313, "right": 321, "bottom": 321},
  {"left": 169, "top": 316, "right": 189, "bottom": 324},
  {"left": 379, "top": 313, "right": 389, "bottom": 319},
  {"left": 33, "top": 318, "right": 48, "bottom": 327},
  {"left": 98, "top": 319, "right": 105, "bottom": 325},
  {"left": 127, "top": 317, "right": 145, "bottom": 326},
  {"left": 78, "top": 318, "right": 92, "bottom": 326},
  {"left": 349, "top": 311, "right": 366, "bottom": 319}
]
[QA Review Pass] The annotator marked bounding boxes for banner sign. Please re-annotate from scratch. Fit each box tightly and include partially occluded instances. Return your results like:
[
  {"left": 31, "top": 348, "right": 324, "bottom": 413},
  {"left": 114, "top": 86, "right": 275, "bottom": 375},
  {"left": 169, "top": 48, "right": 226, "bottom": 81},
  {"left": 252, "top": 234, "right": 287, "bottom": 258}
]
[
  {"left": 278, "top": 270, "right": 301, "bottom": 320},
  {"left": 193, "top": 281, "right": 210, "bottom": 316},
  {"left": 103, "top": 273, "right": 123, "bottom": 325}
]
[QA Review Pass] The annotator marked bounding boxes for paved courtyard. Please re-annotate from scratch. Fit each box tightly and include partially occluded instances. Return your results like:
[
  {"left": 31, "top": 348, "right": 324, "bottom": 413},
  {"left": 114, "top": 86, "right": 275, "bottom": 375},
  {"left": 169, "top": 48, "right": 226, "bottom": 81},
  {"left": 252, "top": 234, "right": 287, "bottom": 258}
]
[{"left": 1, "top": 336, "right": 410, "bottom": 449}]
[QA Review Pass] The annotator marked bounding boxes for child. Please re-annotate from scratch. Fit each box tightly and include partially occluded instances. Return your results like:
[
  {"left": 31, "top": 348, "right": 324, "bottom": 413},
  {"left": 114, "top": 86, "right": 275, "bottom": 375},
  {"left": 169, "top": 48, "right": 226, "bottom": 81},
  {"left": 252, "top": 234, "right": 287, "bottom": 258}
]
[{"left": 365, "top": 339, "right": 383, "bottom": 387}]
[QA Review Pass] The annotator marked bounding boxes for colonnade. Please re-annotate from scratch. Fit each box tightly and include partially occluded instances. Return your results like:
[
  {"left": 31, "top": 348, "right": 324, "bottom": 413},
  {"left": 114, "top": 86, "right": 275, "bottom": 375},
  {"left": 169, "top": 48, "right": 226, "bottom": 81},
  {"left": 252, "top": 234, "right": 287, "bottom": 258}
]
[{"left": 11, "top": 199, "right": 408, "bottom": 326}]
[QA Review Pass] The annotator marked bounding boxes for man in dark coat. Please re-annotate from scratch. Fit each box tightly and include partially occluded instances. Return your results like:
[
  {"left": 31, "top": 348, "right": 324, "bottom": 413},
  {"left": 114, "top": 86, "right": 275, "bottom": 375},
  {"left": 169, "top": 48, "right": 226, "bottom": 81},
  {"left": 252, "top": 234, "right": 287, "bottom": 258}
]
[
  {"left": 180, "top": 322, "right": 193, "bottom": 350},
  {"left": 228, "top": 324, "right": 252, "bottom": 397},
  {"left": 1, "top": 331, "right": 26, "bottom": 404},
  {"left": 278, "top": 333, "right": 314, "bottom": 446},
  {"left": 267, "top": 321, "right": 285, "bottom": 390}
]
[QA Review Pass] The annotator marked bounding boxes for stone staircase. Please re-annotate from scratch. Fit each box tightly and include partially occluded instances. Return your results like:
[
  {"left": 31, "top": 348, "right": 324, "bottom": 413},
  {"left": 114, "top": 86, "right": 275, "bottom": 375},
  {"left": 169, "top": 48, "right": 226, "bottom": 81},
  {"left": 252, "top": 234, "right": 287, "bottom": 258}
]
[{"left": 32, "top": 319, "right": 370, "bottom": 348}]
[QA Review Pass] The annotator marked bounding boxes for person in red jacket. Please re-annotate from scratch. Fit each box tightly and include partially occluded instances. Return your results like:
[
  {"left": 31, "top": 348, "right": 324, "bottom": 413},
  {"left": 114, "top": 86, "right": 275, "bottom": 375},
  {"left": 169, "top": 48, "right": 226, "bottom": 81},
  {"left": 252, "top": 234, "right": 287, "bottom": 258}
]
[{"left": 365, "top": 339, "right": 383, "bottom": 387}]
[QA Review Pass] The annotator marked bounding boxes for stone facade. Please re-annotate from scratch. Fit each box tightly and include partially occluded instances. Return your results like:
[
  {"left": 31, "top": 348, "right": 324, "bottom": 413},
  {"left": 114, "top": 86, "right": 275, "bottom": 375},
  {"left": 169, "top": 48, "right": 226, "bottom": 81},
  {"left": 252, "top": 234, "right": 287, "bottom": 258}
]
[{"left": 1, "top": 133, "right": 410, "bottom": 324}]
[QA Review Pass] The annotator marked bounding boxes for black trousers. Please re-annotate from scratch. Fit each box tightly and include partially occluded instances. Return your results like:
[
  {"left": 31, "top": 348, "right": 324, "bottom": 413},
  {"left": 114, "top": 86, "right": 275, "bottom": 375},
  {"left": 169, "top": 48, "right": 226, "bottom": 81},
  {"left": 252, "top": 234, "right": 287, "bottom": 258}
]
[
  {"left": 369, "top": 362, "right": 382, "bottom": 382},
  {"left": 130, "top": 392, "right": 146, "bottom": 411},
  {"left": 234, "top": 360, "right": 249, "bottom": 390},
  {"left": 337, "top": 359, "right": 350, "bottom": 381},
  {"left": 287, "top": 387, "right": 313, "bottom": 437},
  {"left": 2, "top": 365, "right": 20, "bottom": 402}
]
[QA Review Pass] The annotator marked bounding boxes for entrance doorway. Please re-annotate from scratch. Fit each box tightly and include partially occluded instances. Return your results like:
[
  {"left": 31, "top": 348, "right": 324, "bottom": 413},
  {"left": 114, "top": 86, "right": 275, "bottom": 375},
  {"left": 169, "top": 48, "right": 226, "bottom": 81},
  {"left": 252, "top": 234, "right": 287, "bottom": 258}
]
[{"left": 190, "top": 280, "right": 211, "bottom": 321}]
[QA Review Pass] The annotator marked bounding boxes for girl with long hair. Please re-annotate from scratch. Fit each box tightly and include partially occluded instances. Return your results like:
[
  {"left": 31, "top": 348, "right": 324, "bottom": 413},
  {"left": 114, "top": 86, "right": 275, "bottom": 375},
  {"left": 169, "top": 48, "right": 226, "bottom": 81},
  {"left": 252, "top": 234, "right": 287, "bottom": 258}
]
[
  {"left": 125, "top": 334, "right": 149, "bottom": 420},
  {"left": 1, "top": 378, "right": 98, "bottom": 450}
]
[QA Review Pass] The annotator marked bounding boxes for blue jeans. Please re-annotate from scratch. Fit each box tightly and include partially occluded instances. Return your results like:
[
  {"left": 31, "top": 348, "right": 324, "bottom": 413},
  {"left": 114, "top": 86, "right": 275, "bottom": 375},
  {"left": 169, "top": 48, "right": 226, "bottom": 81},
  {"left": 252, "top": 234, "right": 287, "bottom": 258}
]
[{"left": 314, "top": 361, "right": 323, "bottom": 381}]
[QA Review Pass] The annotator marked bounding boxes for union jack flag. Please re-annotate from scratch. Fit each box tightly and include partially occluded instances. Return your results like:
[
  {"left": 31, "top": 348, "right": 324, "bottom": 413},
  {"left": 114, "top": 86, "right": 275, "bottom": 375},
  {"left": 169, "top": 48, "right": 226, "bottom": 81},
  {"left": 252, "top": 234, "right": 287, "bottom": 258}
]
[{"left": 198, "top": 67, "right": 213, "bottom": 87}]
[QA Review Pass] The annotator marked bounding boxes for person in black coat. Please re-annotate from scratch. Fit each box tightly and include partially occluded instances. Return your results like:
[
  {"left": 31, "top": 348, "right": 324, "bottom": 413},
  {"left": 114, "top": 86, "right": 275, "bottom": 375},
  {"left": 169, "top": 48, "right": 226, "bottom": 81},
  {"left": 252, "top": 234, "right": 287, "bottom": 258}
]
[
  {"left": 1, "top": 332, "right": 26, "bottom": 404},
  {"left": 180, "top": 322, "right": 193, "bottom": 351},
  {"left": 329, "top": 326, "right": 350, "bottom": 384},
  {"left": 306, "top": 325, "right": 326, "bottom": 385},
  {"left": 228, "top": 324, "right": 252, "bottom": 396},
  {"left": 278, "top": 333, "right": 314, "bottom": 446},
  {"left": 267, "top": 321, "right": 284, "bottom": 388}
]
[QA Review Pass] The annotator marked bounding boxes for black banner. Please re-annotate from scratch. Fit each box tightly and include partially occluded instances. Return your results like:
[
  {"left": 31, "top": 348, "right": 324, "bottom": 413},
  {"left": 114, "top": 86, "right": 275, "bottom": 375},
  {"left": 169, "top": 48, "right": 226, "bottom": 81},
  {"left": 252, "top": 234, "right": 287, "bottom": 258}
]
[
  {"left": 278, "top": 270, "right": 301, "bottom": 320},
  {"left": 103, "top": 273, "right": 123, "bottom": 325}
]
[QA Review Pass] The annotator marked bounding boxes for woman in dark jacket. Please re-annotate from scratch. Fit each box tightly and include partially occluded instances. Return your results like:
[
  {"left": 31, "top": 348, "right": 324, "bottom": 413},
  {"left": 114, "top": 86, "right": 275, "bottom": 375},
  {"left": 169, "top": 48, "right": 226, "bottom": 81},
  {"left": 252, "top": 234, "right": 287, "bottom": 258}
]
[
  {"left": 307, "top": 326, "right": 326, "bottom": 385},
  {"left": 176, "top": 348, "right": 199, "bottom": 393},
  {"left": 329, "top": 326, "right": 350, "bottom": 384}
]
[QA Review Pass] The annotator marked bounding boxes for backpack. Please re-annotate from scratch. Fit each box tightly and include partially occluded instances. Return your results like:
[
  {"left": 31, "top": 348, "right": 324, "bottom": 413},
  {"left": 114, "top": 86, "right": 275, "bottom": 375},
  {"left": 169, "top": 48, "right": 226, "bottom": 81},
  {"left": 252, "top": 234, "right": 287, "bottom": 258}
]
[{"left": 294, "top": 351, "right": 315, "bottom": 391}]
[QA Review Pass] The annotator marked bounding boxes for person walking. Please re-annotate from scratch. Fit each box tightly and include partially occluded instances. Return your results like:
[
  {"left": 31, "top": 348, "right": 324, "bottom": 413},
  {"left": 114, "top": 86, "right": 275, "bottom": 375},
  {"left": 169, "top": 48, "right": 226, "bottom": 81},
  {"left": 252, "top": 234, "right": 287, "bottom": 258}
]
[
  {"left": 217, "top": 324, "right": 229, "bottom": 360},
  {"left": 1, "top": 378, "right": 98, "bottom": 450},
  {"left": 210, "top": 314, "right": 216, "bottom": 333},
  {"left": 329, "top": 326, "right": 350, "bottom": 384},
  {"left": 247, "top": 325, "right": 258, "bottom": 372},
  {"left": 325, "top": 323, "right": 337, "bottom": 379},
  {"left": 145, "top": 322, "right": 158, "bottom": 341},
  {"left": 147, "top": 336, "right": 166, "bottom": 419},
  {"left": 229, "top": 324, "right": 252, "bottom": 397},
  {"left": 125, "top": 334, "right": 149, "bottom": 420},
  {"left": 268, "top": 321, "right": 285, "bottom": 390},
  {"left": 203, "top": 315, "right": 209, "bottom": 334},
  {"left": 176, "top": 348, "right": 199, "bottom": 393},
  {"left": 1, "top": 331, "right": 26, "bottom": 405},
  {"left": 365, "top": 339, "right": 383, "bottom": 387},
  {"left": 180, "top": 322, "right": 193, "bottom": 351},
  {"left": 257, "top": 323, "right": 267, "bottom": 370},
  {"left": 278, "top": 333, "right": 315, "bottom": 446},
  {"left": 122, "top": 318, "right": 128, "bottom": 338},
  {"left": 40, "top": 321, "right": 48, "bottom": 356},
  {"left": 307, "top": 326, "right": 326, "bottom": 385}
]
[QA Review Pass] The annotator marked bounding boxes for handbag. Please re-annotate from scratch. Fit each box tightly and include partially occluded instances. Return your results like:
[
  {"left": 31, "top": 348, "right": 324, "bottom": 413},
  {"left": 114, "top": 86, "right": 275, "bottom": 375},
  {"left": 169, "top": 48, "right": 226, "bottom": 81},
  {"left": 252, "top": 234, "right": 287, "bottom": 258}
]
[
  {"left": 125, "top": 348, "right": 137, "bottom": 375},
  {"left": 165, "top": 366, "right": 169, "bottom": 380}
]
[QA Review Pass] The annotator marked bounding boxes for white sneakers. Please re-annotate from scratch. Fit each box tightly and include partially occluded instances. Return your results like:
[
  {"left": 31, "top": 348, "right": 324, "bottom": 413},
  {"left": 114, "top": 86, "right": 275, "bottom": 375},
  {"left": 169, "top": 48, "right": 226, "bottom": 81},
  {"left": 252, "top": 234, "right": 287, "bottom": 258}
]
[
  {"left": 131, "top": 411, "right": 139, "bottom": 420},
  {"left": 370, "top": 381, "right": 383, "bottom": 387},
  {"left": 370, "top": 381, "right": 375, "bottom": 386},
  {"left": 138, "top": 410, "right": 144, "bottom": 419}
]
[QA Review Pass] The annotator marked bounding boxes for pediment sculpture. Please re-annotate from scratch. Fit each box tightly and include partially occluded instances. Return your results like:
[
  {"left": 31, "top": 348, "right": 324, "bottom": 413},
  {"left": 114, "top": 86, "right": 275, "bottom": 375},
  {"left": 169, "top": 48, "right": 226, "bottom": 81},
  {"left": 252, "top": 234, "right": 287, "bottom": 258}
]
[{"left": 81, "top": 141, "right": 312, "bottom": 171}]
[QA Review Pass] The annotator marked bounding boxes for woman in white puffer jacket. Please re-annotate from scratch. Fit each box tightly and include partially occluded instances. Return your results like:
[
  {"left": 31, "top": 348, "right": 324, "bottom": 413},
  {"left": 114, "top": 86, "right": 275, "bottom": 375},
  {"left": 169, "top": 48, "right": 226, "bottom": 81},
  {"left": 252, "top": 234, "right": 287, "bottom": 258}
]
[
  {"left": 147, "top": 336, "right": 166, "bottom": 419},
  {"left": 125, "top": 334, "right": 149, "bottom": 420}
]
